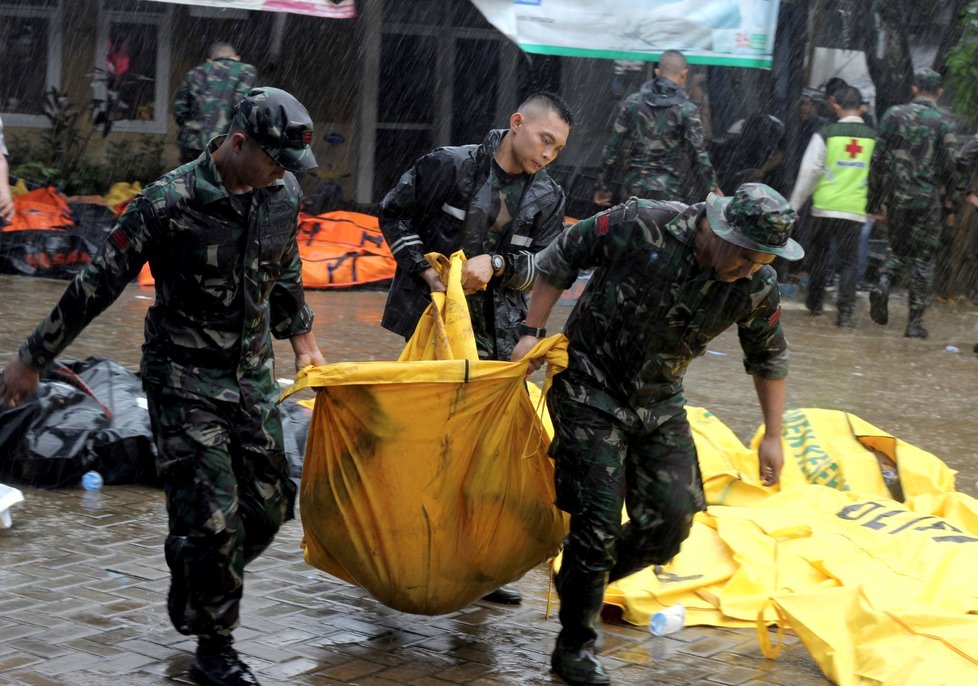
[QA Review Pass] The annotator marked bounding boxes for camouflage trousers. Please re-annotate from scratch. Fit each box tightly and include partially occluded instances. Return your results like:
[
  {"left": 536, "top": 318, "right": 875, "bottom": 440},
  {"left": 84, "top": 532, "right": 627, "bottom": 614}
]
[
  {"left": 623, "top": 172, "right": 681, "bottom": 203},
  {"left": 880, "top": 207, "right": 941, "bottom": 312},
  {"left": 548, "top": 381, "right": 705, "bottom": 651},
  {"left": 145, "top": 383, "right": 297, "bottom": 640}
]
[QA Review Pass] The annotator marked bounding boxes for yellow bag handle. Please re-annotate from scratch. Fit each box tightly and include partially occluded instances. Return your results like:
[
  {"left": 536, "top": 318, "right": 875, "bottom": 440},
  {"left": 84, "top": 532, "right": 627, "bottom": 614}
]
[{"left": 756, "top": 598, "right": 789, "bottom": 659}]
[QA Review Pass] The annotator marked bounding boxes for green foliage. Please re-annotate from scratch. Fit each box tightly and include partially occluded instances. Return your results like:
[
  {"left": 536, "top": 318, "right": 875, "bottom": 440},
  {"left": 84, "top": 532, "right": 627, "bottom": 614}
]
[
  {"left": 7, "top": 86, "right": 166, "bottom": 195},
  {"left": 946, "top": 2, "right": 978, "bottom": 125}
]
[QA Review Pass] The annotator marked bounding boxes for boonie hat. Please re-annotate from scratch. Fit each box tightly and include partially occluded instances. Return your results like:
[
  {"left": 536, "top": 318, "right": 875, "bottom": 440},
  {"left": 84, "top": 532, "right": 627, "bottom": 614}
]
[
  {"left": 232, "top": 87, "right": 317, "bottom": 173},
  {"left": 705, "top": 183, "right": 803, "bottom": 261},
  {"left": 913, "top": 68, "right": 942, "bottom": 92}
]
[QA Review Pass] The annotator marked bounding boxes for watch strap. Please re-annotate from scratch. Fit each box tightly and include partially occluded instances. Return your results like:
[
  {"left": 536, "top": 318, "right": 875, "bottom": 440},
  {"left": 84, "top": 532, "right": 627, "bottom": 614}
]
[{"left": 517, "top": 323, "right": 547, "bottom": 338}]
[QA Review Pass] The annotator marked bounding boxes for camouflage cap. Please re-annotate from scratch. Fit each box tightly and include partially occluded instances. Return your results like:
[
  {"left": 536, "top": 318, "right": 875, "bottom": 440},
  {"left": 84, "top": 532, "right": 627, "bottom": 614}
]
[
  {"left": 232, "top": 87, "right": 317, "bottom": 173},
  {"left": 913, "top": 68, "right": 942, "bottom": 92},
  {"left": 705, "top": 183, "right": 804, "bottom": 261}
]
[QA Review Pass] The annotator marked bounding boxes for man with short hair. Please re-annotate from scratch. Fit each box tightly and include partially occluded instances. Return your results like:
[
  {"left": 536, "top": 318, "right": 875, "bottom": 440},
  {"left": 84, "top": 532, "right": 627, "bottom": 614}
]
[
  {"left": 790, "top": 85, "right": 877, "bottom": 327},
  {"left": 512, "top": 183, "right": 803, "bottom": 685},
  {"left": 1, "top": 87, "right": 325, "bottom": 686},
  {"left": 380, "top": 91, "right": 573, "bottom": 364},
  {"left": 594, "top": 49, "right": 721, "bottom": 206},
  {"left": 867, "top": 68, "right": 957, "bottom": 338},
  {"left": 174, "top": 41, "right": 258, "bottom": 164},
  {"left": 379, "top": 91, "right": 573, "bottom": 606}
]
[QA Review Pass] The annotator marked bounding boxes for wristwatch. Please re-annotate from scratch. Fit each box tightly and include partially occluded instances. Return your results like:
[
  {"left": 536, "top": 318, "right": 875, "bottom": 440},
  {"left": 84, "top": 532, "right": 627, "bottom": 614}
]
[
  {"left": 517, "top": 322, "right": 547, "bottom": 338},
  {"left": 490, "top": 253, "right": 505, "bottom": 276}
]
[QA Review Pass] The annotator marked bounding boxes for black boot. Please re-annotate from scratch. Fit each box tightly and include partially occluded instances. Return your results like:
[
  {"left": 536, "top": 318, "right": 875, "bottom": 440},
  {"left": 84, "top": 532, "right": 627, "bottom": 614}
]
[
  {"left": 869, "top": 275, "right": 890, "bottom": 325},
  {"left": 552, "top": 565, "right": 611, "bottom": 685},
  {"left": 904, "top": 309, "right": 928, "bottom": 339},
  {"left": 551, "top": 641, "right": 610, "bottom": 685},
  {"left": 482, "top": 584, "right": 522, "bottom": 605},
  {"left": 190, "top": 637, "right": 261, "bottom": 686}
]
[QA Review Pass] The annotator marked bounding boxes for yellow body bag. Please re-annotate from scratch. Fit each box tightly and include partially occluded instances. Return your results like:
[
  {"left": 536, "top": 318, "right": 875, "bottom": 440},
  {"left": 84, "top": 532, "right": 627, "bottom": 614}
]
[{"left": 284, "top": 252, "right": 569, "bottom": 614}]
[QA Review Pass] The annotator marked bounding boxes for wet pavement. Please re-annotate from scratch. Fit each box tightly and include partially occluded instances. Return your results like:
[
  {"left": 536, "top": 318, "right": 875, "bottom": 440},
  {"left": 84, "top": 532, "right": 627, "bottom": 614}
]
[{"left": 2, "top": 273, "right": 977, "bottom": 685}]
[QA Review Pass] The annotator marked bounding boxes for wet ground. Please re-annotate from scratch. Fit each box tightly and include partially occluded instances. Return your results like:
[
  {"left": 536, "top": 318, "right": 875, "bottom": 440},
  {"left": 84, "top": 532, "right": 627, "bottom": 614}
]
[{"left": 1, "top": 273, "right": 977, "bottom": 685}]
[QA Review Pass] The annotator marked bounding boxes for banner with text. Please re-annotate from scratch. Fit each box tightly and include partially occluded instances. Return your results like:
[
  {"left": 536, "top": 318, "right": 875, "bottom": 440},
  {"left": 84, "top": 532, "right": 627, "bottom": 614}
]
[
  {"left": 471, "top": 0, "right": 779, "bottom": 69},
  {"left": 152, "top": 0, "right": 355, "bottom": 19}
]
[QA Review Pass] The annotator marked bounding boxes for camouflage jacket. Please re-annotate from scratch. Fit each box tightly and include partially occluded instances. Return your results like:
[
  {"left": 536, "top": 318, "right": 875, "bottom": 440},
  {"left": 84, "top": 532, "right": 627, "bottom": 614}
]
[
  {"left": 173, "top": 57, "right": 258, "bottom": 155},
  {"left": 19, "top": 139, "right": 313, "bottom": 404},
  {"left": 379, "top": 128, "right": 566, "bottom": 360},
  {"left": 595, "top": 77, "right": 718, "bottom": 199},
  {"left": 535, "top": 198, "right": 788, "bottom": 431},
  {"left": 867, "top": 98, "right": 956, "bottom": 213}
]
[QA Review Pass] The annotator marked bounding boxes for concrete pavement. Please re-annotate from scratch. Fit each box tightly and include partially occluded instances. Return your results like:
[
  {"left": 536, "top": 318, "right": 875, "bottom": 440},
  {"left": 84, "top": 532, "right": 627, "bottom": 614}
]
[{"left": 0, "top": 484, "right": 831, "bottom": 686}]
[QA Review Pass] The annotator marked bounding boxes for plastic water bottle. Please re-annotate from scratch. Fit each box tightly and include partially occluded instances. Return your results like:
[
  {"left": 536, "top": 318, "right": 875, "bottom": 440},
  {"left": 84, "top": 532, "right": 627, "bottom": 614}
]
[
  {"left": 81, "top": 471, "right": 103, "bottom": 491},
  {"left": 649, "top": 603, "right": 686, "bottom": 636}
]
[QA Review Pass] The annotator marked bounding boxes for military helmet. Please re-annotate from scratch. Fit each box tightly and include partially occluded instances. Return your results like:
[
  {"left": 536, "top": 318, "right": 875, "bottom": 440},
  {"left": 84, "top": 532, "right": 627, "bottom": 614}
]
[
  {"left": 705, "top": 183, "right": 803, "bottom": 261},
  {"left": 232, "top": 87, "right": 317, "bottom": 173}
]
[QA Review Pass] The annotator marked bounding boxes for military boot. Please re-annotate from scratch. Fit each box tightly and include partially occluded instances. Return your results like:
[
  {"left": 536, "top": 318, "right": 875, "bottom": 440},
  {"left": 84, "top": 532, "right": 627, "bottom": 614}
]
[
  {"left": 552, "top": 565, "right": 611, "bottom": 685},
  {"left": 904, "top": 309, "right": 928, "bottom": 339},
  {"left": 551, "top": 641, "right": 610, "bottom": 685},
  {"left": 190, "top": 637, "right": 261, "bottom": 686},
  {"left": 869, "top": 275, "right": 890, "bottom": 325}
]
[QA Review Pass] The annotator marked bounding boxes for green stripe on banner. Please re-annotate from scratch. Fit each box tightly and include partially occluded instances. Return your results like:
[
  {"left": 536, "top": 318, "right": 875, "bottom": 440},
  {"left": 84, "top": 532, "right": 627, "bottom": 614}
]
[{"left": 517, "top": 43, "right": 773, "bottom": 69}]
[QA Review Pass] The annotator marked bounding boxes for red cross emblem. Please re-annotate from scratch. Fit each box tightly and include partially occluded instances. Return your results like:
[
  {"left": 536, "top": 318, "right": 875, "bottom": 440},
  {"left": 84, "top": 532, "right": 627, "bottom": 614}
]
[{"left": 845, "top": 139, "right": 863, "bottom": 159}]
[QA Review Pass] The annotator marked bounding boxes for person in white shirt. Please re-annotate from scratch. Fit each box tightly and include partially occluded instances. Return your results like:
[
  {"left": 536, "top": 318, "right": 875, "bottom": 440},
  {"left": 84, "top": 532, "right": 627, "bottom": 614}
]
[{"left": 789, "top": 86, "right": 877, "bottom": 327}]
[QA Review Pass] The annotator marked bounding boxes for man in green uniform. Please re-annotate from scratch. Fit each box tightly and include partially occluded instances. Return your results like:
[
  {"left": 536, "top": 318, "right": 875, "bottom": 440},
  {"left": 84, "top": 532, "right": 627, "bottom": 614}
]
[
  {"left": 594, "top": 50, "right": 721, "bottom": 206},
  {"left": 0, "top": 87, "right": 324, "bottom": 686},
  {"left": 867, "top": 68, "right": 957, "bottom": 338},
  {"left": 511, "top": 184, "right": 803, "bottom": 685},
  {"left": 174, "top": 42, "right": 258, "bottom": 164}
]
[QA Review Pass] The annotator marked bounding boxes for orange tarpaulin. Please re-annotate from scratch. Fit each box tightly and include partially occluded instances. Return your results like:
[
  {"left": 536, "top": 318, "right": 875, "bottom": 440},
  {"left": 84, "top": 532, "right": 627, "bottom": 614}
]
[
  {"left": 4, "top": 187, "right": 74, "bottom": 232},
  {"left": 138, "top": 211, "right": 395, "bottom": 289}
]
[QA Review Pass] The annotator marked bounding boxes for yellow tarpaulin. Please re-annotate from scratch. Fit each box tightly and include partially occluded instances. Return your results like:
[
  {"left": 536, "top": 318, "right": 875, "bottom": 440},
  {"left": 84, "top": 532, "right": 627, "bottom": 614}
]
[
  {"left": 605, "top": 407, "right": 978, "bottom": 685},
  {"left": 284, "top": 252, "right": 569, "bottom": 615}
]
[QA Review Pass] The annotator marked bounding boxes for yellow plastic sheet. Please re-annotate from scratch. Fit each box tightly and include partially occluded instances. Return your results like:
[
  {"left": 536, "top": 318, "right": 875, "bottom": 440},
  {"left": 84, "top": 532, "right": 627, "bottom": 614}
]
[
  {"left": 603, "top": 408, "right": 978, "bottom": 685},
  {"left": 284, "top": 252, "right": 569, "bottom": 614}
]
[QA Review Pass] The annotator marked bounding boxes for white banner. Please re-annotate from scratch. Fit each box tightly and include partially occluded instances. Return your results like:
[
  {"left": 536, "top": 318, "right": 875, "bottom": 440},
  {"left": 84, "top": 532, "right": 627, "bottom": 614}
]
[
  {"left": 151, "top": 0, "right": 355, "bottom": 19},
  {"left": 470, "top": 0, "right": 780, "bottom": 69}
]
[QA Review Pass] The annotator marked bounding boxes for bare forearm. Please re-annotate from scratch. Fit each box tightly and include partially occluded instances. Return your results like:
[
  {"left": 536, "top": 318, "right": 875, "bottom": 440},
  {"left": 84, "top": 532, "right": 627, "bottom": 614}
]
[
  {"left": 524, "top": 278, "right": 564, "bottom": 328},
  {"left": 753, "top": 375, "right": 785, "bottom": 436}
]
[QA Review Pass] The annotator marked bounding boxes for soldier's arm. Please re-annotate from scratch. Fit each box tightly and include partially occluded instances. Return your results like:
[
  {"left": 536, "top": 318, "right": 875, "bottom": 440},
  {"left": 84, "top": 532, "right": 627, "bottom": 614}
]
[
  {"left": 499, "top": 185, "right": 566, "bottom": 292},
  {"left": 936, "top": 118, "right": 958, "bottom": 189},
  {"left": 753, "top": 376, "right": 786, "bottom": 486},
  {"left": 595, "top": 98, "right": 635, "bottom": 196},
  {"left": 8, "top": 196, "right": 156, "bottom": 381},
  {"left": 379, "top": 150, "right": 455, "bottom": 281},
  {"left": 736, "top": 272, "right": 789, "bottom": 485},
  {"left": 683, "top": 104, "right": 721, "bottom": 193},
  {"left": 868, "top": 109, "right": 899, "bottom": 214},
  {"left": 270, "top": 180, "right": 315, "bottom": 340},
  {"left": 172, "top": 70, "right": 195, "bottom": 126}
]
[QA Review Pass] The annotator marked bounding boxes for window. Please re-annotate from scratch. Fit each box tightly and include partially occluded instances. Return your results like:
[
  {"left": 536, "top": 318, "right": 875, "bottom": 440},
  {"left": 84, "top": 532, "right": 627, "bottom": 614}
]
[
  {"left": 96, "top": 0, "right": 172, "bottom": 134},
  {"left": 0, "top": 0, "right": 62, "bottom": 127}
]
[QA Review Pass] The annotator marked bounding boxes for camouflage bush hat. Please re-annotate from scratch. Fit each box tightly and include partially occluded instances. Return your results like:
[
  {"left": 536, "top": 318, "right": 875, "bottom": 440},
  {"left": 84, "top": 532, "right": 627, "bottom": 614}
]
[
  {"left": 705, "top": 183, "right": 804, "bottom": 261},
  {"left": 232, "top": 87, "right": 317, "bottom": 173},
  {"left": 913, "top": 68, "right": 942, "bottom": 92}
]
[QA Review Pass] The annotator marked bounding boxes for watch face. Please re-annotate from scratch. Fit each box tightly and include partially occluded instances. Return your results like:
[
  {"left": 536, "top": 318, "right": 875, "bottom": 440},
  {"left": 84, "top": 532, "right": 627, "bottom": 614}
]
[{"left": 492, "top": 255, "right": 503, "bottom": 271}]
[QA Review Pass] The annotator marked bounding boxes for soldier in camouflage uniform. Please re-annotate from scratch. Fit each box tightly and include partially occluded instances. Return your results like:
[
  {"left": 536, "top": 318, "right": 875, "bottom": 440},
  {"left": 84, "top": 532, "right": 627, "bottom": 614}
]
[
  {"left": 511, "top": 184, "right": 804, "bottom": 686},
  {"left": 0, "top": 88, "right": 323, "bottom": 686},
  {"left": 174, "top": 42, "right": 258, "bottom": 164},
  {"left": 594, "top": 50, "right": 721, "bottom": 207},
  {"left": 867, "top": 68, "right": 957, "bottom": 339}
]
